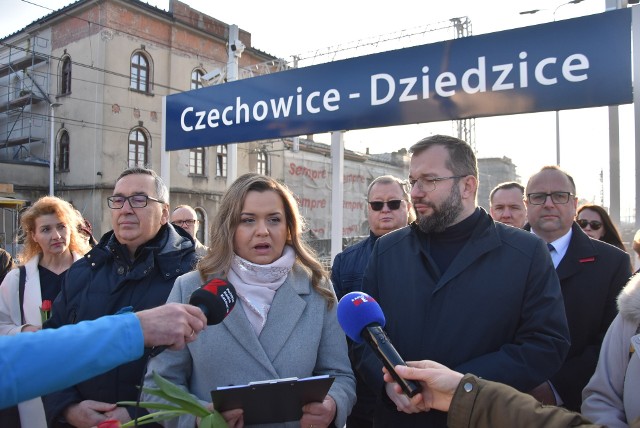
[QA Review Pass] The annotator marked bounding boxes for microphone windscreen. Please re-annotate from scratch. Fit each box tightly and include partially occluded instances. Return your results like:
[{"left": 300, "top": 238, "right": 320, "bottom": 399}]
[
  {"left": 337, "top": 291, "right": 386, "bottom": 343},
  {"left": 188, "top": 278, "right": 237, "bottom": 325}
]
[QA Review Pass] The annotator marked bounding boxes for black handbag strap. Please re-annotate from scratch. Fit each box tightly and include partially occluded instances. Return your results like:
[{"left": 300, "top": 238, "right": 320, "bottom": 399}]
[{"left": 18, "top": 265, "right": 26, "bottom": 325}]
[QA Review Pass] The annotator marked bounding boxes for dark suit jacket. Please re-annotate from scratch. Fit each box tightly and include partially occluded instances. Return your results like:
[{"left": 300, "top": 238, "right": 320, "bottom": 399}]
[{"left": 551, "top": 222, "right": 631, "bottom": 411}]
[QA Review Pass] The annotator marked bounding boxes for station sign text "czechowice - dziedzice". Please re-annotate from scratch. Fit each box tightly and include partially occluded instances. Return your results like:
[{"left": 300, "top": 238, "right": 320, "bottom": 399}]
[{"left": 165, "top": 9, "right": 632, "bottom": 150}]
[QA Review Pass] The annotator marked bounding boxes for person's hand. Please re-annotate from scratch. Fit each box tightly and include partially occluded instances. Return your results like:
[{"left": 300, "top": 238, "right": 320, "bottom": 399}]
[
  {"left": 382, "top": 360, "right": 463, "bottom": 413},
  {"left": 136, "top": 302, "right": 207, "bottom": 349},
  {"left": 300, "top": 395, "right": 336, "bottom": 428},
  {"left": 220, "top": 408, "right": 244, "bottom": 428},
  {"left": 528, "top": 381, "right": 557, "bottom": 405},
  {"left": 63, "top": 400, "right": 117, "bottom": 428},
  {"left": 384, "top": 380, "right": 422, "bottom": 413},
  {"left": 21, "top": 324, "right": 40, "bottom": 332},
  {"left": 102, "top": 406, "right": 131, "bottom": 424},
  {"left": 201, "top": 403, "right": 243, "bottom": 428}
]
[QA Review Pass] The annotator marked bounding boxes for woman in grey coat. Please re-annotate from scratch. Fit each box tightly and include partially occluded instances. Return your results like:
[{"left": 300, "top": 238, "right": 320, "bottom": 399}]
[
  {"left": 582, "top": 273, "right": 640, "bottom": 427},
  {"left": 143, "top": 173, "right": 355, "bottom": 428}
]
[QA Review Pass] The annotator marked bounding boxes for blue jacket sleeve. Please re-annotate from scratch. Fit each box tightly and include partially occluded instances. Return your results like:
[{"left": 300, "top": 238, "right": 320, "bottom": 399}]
[{"left": 0, "top": 312, "right": 144, "bottom": 408}]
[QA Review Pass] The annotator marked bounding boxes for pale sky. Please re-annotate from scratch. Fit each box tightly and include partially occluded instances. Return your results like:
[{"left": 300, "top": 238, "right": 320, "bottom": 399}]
[{"left": 1, "top": 0, "right": 636, "bottom": 221}]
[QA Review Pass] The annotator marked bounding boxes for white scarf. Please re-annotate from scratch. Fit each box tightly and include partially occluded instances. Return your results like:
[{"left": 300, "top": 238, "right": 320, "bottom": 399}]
[{"left": 228, "top": 245, "right": 296, "bottom": 336}]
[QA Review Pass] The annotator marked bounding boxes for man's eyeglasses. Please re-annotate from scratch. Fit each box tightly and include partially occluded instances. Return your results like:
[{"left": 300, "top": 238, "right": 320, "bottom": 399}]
[
  {"left": 577, "top": 219, "right": 602, "bottom": 230},
  {"left": 368, "top": 200, "right": 403, "bottom": 211},
  {"left": 107, "top": 194, "right": 164, "bottom": 209},
  {"left": 409, "top": 176, "right": 466, "bottom": 193},
  {"left": 172, "top": 219, "right": 197, "bottom": 227},
  {"left": 526, "top": 192, "right": 574, "bottom": 205}
]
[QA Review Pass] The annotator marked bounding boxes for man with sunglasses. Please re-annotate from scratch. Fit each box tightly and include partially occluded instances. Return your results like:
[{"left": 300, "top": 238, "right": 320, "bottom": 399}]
[
  {"left": 171, "top": 204, "right": 208, "bottom": 258},
  {"left": 332, "top": 175, "right": 414, "bottom": 428},
  {"left": 524, "top": 165, "right": 631, "bottom": 412},
  {"left": 353, "top": 135, "right": 570, "bottom": 428},
  {"left": 43, "top": 167, "right": 196, "bottom": 428}
]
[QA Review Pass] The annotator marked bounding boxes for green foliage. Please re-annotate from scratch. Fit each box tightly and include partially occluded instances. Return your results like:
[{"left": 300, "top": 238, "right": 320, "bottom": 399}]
[{"left": 118, "top": 372, "right": 228, "bottom": 428}]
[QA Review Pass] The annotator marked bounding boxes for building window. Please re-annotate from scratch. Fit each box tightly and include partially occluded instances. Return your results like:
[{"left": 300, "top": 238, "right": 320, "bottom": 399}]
[
  {"left": 190, "top": 146, "right": 205, "bottom": 175},
  {"left": 195, "top": 207, "right": 206, "bottom": 244},
  {"left": 58, "top": 129, "right": 70, "bottom": 171},
  {"left": 216, "top": 145, "right": 227, "bottom": 177},
  {"left": 130, "top": 52, "right": 150, "bottom": 92},
  {"left": 128, "top": 128, "right": 149, "bottom": 167},
  {"left": 257, "top": 151, "right": 269, "bottom": 175},
  {"left": 191, "top": 69, "right": 204, "bottom": 90},
  {"left": 60, "top": 56, "right": 71, "bottom": 95}
]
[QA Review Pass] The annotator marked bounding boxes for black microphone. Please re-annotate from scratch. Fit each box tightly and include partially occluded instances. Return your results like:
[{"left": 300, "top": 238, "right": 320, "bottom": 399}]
[
  {"left": 337, "top": 291, "right": 421, "bottom": 398},
  {"left": 149, "top": 278, "right": 237, "bottom": 357},
  {"left": 189, "top": 278, "right": 237, "bottom": 325}
]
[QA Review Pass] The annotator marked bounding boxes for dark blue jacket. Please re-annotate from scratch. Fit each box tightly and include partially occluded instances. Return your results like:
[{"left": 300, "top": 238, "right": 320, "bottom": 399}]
[
  {"left": 331, "top": 231, "right": 378, "bottom": 300},
  {"left": 43, "top": 224, "right": 196, "bottom": 427},
  {"left": 356, "top": 209, "right": 570, "bottom": 428},
  {"left": 331, "top": 231, "right": 380, "bottom": 424}
]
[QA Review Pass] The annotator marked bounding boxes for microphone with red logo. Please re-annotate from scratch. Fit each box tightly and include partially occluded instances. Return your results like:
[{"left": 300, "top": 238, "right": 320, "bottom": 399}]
[
  {"left": 149, "top": 278, "right": 237, "bottom": 357},
  {"left": 337, "top": 291, "right": 421, "bottom": 397},
  {"left": 189, "top": 278, "right": 237, "bottom": 325}
]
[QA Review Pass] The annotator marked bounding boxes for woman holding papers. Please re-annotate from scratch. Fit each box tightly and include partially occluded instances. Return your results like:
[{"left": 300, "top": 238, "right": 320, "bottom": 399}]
[{"left": 143, "top": 173, "right": 355, "bottom": 428}]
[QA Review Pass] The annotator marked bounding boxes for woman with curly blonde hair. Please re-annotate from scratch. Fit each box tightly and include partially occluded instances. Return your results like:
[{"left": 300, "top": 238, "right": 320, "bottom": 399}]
[
  {"left": 144, "top": 173, "right": 355, "bottom": 428},
  {"left": 0, "top": 196, "right": 90, "bottom": 427}
]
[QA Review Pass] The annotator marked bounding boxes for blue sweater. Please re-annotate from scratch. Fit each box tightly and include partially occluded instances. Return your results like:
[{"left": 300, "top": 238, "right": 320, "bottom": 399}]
[{"left": 0, "top": 313, "right": 143, "bottom": 409}]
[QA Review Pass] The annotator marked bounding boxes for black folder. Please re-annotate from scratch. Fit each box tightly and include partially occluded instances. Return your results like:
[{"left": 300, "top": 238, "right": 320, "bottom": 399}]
[{"left": 211, "top": 375, "right": 335, "bottom": 425}]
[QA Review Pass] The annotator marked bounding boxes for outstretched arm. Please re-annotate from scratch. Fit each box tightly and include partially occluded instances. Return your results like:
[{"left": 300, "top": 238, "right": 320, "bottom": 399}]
[{"left": 1, "top": 303, "right": 206, "bottom": 409}]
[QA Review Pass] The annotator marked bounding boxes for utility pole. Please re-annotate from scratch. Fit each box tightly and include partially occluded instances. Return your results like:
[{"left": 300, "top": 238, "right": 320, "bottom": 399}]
[{"left": 226, "top": 25, "right": 244, "bottom": 187}]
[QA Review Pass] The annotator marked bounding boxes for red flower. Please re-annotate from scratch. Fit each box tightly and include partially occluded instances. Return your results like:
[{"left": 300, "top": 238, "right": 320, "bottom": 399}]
[
  {"left": 40, "top": 300, "right": 52, "bottom": 324},
  {"left": 97, "top": 420, "right": 121, "bottom": 428}
]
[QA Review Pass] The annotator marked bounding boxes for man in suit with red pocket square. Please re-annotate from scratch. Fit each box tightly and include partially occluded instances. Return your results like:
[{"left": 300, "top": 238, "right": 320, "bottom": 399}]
[{"left": 524, "top": 166, "right": 631, "bottom": 411}]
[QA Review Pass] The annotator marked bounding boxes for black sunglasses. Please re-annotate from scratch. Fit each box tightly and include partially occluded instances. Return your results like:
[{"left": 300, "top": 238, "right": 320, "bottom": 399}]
[
  {"left": 577, "top": 219, "right": 602, "bottom": 230},
  {"left": 368, "top": 200, "right": 403, "bottom": 211}
]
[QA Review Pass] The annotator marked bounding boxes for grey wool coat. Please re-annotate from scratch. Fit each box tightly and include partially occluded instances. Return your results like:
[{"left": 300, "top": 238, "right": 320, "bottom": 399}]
[{"left": 143, "top": 265, "right": 356, "bottom": 428}]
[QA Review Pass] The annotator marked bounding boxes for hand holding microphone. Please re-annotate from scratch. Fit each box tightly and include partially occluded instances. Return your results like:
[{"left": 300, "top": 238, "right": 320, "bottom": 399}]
[
  {"left": 137, "top": 303, "right": 207, "bottom": 350},
  {"left": 337, "top": 291, "right": 421, "bottom": 398},
  {"left": 149, "top": 278, "right": 237, "bottom": 357}
]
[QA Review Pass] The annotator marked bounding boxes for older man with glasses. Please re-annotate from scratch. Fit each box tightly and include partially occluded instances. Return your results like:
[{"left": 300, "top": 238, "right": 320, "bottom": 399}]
[
  {"left": 352, "top": 135, "right": 570, "bottom": 428},
  {"left": 43, "top": 167, "right": 196, "bottom": 428},
  {"left": 171, "top": 204, "right": 208, "bottom": 258},
  {"left": 524, "top": 165, "right": 631, "bottom": 412}
]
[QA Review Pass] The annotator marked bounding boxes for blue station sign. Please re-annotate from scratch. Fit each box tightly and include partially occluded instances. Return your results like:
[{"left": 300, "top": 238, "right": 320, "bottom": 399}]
[{"left": 166, "top": 8, "right": 632, "bottom": 150}]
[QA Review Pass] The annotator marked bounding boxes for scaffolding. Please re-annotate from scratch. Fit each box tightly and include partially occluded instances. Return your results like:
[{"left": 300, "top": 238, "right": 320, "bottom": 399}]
[
  {"left": 0, "top": 35, "right": 50, "bottom": 163},
  {"left": 451, "top": 17, "right": 476, "bottom": 152}
]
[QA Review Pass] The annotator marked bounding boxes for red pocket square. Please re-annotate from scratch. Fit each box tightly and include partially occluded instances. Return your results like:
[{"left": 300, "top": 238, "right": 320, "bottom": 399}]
[{"left": 579, "top": 257, "right": 595, "bottom": 263}]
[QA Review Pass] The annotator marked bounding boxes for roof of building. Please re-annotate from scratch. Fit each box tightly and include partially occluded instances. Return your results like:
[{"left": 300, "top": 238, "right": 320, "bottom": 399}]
[{"left": 1, "top": 0, "right": 278, "bottom": 59}]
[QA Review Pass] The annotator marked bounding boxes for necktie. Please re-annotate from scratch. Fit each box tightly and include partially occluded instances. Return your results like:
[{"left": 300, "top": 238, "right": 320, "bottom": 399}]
[{"left": 547, "top": 243, "right": 555, "bottom": 252}]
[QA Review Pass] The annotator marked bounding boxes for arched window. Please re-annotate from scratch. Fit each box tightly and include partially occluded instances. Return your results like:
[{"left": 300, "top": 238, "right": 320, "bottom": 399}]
[
  {"left": 128, "top": 128, "right": 149, "bottom": 168},
  {"left": 216, "top": 145, "right": 227, "bottom": 177},
  {"left": 130, "top": 52, "right": 150, "bottom": 92},
  {"left": 190, "top": 146, "right": 205, "bottom": 175},
  {"left": 58, "top": 129, "right": 70, "bottom": 171},
  {"left": 257, "top": 151, "right": 269, "bottom": 175},
  {"left": 60, "top": 56, "right": 72, "bottom": 95},
  {"left": 191, "top": 69, "right": 204, "bottom": 90}
]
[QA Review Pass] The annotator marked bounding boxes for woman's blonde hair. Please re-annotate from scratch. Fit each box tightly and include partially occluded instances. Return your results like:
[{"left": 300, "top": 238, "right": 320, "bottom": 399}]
[
  {"left": 17, "top": 196, "right": 90, "bottom": 264},
  {"left": 198, "top": 173, "right": 335, "bottom": 306}
]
